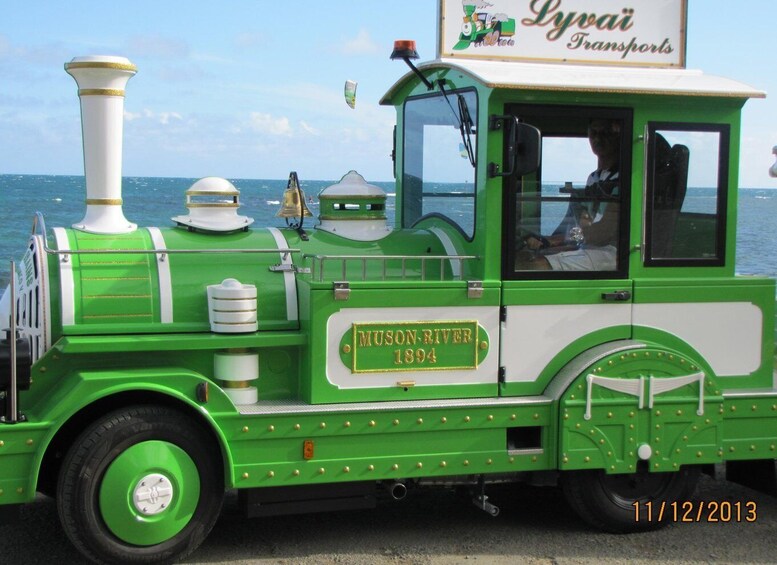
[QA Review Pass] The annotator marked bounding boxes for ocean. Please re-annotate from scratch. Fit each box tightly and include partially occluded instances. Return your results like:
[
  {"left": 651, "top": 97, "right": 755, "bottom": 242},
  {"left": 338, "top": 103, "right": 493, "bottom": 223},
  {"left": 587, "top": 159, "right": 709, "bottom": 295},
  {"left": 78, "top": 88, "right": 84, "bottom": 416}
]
[{"left": 0, "top": 174, "right": 775, "bottom": 288}]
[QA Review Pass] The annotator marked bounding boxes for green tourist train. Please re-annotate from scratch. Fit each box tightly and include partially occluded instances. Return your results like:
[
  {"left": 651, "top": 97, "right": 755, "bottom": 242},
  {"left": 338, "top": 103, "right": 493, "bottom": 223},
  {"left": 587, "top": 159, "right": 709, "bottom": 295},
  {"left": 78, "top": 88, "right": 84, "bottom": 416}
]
[{"left": 1, "top": 2, "right": 775, "bottom": 563}]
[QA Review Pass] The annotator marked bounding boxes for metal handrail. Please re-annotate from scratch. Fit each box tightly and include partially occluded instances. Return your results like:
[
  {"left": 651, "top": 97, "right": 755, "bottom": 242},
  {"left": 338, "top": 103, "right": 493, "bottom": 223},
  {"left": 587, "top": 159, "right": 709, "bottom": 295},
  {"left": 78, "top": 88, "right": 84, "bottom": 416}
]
[
  {"left": 31, "top": 212, "right": 49, "bottom": 246},
  {"left": 303, "top": 253, "right": 478, "bottom": 283},
  {"left": 7, "top": 261, "right": 17, "bottom": 423},
  {"left": 31, "top": 211, "right": 299, "bottom": 260}
]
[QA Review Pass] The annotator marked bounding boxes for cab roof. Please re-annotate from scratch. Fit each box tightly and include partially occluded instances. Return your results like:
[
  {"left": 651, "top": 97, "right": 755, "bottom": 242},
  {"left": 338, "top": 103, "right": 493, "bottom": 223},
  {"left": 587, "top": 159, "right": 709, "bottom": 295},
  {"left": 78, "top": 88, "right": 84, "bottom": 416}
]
[{"left": 380, "top": 58, "right": 765, "bottom": 105}]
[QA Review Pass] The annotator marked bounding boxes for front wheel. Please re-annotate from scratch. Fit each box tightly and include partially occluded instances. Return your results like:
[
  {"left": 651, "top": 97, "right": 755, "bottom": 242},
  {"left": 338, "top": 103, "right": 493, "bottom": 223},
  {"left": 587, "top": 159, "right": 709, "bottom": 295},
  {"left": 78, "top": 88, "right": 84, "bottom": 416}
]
[
  {"left": 57, "top": 405, "right": 224, "bottom": 564},
  {"left": 562, "top": 466, "right": 699, "bottom": 533}
]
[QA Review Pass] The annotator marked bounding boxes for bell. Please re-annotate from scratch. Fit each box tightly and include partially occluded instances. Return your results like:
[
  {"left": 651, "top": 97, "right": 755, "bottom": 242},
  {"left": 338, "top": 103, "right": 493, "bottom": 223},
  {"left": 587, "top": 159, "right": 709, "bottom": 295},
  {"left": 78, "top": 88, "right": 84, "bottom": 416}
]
[{"left": 276, "top": 171, "right": 314, "bottom": 219}]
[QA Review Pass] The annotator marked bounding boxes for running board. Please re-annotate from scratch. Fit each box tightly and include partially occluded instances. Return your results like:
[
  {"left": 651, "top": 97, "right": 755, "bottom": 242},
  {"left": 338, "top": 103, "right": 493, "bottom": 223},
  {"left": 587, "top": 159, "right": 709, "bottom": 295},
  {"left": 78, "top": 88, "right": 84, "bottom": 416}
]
[{"left": 238, "top": 481, "right": 376, "bottom": 518}]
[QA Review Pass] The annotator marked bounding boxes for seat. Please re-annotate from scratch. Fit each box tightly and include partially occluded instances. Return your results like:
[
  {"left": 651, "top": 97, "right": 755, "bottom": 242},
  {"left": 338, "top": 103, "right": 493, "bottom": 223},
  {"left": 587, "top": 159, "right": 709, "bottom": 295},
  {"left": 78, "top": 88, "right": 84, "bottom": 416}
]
[{"left": 650, "top": 134, "right": 689, "bottom": 258}]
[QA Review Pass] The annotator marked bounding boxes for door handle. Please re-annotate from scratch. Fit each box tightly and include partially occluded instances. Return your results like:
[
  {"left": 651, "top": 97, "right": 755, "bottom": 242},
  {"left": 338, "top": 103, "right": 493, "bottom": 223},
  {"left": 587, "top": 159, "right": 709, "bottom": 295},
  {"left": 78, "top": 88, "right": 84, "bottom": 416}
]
[{"left": 601, "top": 290, "right": 631, "bottom": 301}]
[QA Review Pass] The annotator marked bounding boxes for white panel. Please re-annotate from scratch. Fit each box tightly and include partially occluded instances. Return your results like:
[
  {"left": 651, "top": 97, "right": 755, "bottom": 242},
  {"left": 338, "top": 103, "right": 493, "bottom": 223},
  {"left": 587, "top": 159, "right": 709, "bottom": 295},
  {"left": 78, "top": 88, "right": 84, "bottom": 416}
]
[
  {"left": 35, "top": 235, "right": 52, "bottom": 353},
  {"left": 52, "top": 228, "right": 75, "bottom": 326},
  {"left": 501, "top": 304, "right": 631, "bottom": 383},
  {"left": 633, "top": 302, "right": 762, "bottom": 377},
  {"left": 326, "top": 306, "right": 500, "bottom": 389},
  {"left": 146, "top": 227, "right": 173, "bottom": 323},
  {"left": 267, "top": 227, "right": 298, "bottom": 321}
]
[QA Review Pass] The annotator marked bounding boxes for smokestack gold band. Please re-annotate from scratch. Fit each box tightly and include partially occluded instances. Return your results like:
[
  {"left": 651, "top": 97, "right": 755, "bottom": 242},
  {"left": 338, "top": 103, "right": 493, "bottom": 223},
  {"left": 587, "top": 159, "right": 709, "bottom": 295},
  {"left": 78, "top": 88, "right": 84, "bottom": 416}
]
[
  {"left": 78, "top": 88, "right": 125, "bottom": 97},
  {"left": 86, "top": 198, "right": 123, "bottom": 205},
  {"left": 65, "top": 61, "right": 137, "bottom": 72}
]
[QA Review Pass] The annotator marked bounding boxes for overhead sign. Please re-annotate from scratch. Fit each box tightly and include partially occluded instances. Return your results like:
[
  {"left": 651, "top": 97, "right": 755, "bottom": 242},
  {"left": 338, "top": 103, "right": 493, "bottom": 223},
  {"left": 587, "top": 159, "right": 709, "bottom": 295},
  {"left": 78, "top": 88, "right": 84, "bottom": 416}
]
[{"left": 438, "top": 0, "right": 687, "bottom": 67}]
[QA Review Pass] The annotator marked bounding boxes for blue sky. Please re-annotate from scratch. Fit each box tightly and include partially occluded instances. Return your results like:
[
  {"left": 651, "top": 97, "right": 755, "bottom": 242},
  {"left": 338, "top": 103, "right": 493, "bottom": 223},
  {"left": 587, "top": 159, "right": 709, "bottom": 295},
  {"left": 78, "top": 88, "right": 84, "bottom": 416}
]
[{"left": 1, "top": 1, "right": 775, "bottom": 187}]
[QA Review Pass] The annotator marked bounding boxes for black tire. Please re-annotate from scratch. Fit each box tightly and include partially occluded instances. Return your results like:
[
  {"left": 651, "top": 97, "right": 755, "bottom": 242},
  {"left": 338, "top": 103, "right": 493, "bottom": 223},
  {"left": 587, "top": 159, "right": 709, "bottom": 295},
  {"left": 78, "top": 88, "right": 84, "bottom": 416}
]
[
  {"left": 562, "top": 466, "right": 699, "bottom": 533},
  {"left": 57, "top": 405, "right": 224, "bottom": 564}
]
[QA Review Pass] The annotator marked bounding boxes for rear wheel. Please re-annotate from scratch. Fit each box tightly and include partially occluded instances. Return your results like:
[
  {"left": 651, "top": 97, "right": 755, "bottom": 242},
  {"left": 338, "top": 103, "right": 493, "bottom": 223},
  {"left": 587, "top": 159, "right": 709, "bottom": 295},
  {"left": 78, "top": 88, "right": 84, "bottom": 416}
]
[
  {"left": 57, "top": 405, "right": 224, "bottom": 564},
  {"left": 562, "top": 465, "right": 699, "bottom": 533}
]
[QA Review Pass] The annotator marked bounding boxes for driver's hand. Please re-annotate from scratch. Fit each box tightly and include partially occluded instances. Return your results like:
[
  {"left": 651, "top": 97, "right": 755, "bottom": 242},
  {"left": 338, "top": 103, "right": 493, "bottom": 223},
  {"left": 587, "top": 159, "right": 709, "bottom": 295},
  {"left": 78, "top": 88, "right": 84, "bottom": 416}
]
[{"left": 526, "top": 236, "right": 544, "bottom": 250}]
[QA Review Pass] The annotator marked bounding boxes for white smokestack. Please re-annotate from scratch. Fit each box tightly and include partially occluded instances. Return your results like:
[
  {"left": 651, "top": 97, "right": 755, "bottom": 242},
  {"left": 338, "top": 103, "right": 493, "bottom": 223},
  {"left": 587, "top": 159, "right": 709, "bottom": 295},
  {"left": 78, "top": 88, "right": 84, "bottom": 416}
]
[{"left": 65, "top": 55, "right": 137, "bottom": 234}]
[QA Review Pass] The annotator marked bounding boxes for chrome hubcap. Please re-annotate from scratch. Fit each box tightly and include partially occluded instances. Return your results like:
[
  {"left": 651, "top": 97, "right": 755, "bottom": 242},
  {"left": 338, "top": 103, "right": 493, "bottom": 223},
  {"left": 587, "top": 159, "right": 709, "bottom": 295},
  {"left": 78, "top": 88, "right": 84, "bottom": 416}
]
[{"left": 133, "top": 473, "right": 174, "bottom": 516}]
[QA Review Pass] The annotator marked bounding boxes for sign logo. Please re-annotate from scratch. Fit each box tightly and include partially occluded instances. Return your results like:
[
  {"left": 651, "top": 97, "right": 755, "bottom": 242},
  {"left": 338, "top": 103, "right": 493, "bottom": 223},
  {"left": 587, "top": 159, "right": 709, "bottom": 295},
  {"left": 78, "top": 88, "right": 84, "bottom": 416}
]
[
  {"left": 340, "top": 320, "right": 490, "bottom": 374},
  {"left": 453, "top": 2, "right": 517, "bottom": 50}
]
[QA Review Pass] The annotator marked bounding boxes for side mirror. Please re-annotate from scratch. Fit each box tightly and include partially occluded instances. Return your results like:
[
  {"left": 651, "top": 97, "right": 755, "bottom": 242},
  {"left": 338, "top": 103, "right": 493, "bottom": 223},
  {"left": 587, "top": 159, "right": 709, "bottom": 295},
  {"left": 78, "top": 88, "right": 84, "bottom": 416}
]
[
  {"left": 488, "top": 116, "right": 541, "bottom": 178},
  {"left": 513, "top": 121, "right": 541, "bottom": 176}
]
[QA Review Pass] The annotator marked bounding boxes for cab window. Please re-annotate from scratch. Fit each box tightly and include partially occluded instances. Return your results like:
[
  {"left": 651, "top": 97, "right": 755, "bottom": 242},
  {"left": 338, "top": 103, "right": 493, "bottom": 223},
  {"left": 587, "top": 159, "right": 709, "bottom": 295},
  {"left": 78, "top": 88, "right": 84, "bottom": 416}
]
[
  {"left": 402, "top": 90, "right": 477, "bottom": 239},
  {"left": 505, "top": 106, "right": 631, "bottom": 279},
  {"left": 644, "top": 123, "right": 729, "bottom": 266}
]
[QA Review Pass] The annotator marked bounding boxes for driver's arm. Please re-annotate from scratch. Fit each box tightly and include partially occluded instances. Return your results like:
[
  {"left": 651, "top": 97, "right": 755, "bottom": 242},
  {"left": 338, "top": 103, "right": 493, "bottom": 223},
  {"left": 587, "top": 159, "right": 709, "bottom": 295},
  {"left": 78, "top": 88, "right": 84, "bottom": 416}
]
[{"left": 525, "top": 233, "right": 564, "bottom": 250}]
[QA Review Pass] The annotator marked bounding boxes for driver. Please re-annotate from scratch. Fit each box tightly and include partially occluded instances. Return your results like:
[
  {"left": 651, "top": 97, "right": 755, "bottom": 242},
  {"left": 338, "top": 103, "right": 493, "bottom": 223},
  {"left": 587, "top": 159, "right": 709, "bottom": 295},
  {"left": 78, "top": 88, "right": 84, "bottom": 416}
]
[{"left": 523, "top": 118, "right": 621, "bottom": 271}]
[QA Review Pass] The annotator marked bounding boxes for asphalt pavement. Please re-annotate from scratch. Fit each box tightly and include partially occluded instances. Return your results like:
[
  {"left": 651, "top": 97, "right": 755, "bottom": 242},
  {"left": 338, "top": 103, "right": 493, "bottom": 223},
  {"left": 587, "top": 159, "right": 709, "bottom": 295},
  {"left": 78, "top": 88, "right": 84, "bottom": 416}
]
[{"left": 3, "top": 475, "right": 775, "bottom": 564}]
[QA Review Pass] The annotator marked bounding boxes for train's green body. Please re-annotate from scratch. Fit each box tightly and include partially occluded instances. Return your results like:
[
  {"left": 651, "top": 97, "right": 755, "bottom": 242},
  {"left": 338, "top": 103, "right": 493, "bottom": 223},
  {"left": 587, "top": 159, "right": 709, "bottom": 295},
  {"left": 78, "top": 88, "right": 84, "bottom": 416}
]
[{"left": 1, "top": 5, "right": 775, "bottom": 563}]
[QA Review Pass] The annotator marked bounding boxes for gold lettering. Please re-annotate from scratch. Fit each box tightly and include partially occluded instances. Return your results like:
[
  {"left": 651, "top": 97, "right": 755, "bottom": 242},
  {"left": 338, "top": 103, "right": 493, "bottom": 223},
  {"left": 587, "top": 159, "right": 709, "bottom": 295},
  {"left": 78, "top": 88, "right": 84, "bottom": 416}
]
[
  {"left": 373, "top": 330, "right": 384, "bottom": 346},
  {"left": 423, "top": 329, "right": 433, "bottom": 345},
  {"left": 385, "top": 330, "right": 394, "bottom": 346},
  {"left": 358, "top": 331, "right": 372, "bottom": 347},
  {"left": 453, "top": 329, "right": 462, "bottom": 344},
  {"left": 406, "top": 330, "right": 417, "bottom": 345},
  {"left": 463, "top": 328, "right": 472, "bottom": 343},
  {"left": 394, "top": 330, "right": 404, "bottom": 345}
]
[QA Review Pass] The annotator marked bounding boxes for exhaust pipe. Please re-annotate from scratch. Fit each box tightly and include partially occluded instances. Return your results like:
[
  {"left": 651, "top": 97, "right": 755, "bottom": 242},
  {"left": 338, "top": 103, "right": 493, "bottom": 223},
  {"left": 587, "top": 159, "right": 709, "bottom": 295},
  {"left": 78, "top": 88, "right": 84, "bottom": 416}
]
[
  {"left": 387, "top": 481, "right": 407, "bottom": 500},
  {"left": 65, "top": 55, "right": 137, "bottom": 234}
]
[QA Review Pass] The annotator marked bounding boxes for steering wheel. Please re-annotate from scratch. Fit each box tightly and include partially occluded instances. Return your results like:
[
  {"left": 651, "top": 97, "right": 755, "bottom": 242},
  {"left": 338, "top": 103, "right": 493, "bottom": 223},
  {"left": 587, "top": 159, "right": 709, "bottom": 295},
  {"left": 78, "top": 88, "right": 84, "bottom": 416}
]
[{"left": 516, "top": 227, "right": 550, "bottom": 252}]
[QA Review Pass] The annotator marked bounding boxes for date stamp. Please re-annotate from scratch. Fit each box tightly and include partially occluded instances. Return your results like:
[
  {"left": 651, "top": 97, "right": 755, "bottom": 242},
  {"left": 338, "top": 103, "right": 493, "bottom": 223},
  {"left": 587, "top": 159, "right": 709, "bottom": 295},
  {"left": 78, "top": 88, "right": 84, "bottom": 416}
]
[{"left": 633, "top": 500, "right": 757, "bottom": 523}]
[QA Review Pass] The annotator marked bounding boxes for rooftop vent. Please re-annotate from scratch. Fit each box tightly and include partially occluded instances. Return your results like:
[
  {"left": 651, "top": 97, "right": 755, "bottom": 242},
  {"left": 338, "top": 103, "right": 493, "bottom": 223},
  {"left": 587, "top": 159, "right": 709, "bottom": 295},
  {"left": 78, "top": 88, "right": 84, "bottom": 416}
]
[
  {"left": 172, "top": 177, "right": 254, "bottom": 233},
  {"left": 317, "top": 170, "right": 391, "bottom": 241}
]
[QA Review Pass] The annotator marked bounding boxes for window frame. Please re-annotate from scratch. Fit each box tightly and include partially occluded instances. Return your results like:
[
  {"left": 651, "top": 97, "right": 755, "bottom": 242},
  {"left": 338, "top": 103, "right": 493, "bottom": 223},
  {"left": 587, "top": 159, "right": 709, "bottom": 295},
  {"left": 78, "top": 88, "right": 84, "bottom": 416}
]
[
  {"left": 400, "top": 87, "right": 479, "bottom": 241},
  {"left": 502, "top": 104, "right": 633, "bottom": 281},
  {"left": 643, "top": 121, "right": 730, "bottom": 268}
]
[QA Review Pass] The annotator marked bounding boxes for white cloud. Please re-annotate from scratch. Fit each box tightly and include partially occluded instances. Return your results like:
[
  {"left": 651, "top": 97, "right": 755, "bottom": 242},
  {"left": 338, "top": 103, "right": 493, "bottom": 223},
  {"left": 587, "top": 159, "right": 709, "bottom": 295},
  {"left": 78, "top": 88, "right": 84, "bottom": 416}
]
[
  {"left": 299, "top": 120, "right": 320, "bottom": 136},
  {"left": 159, "top": 112, "right": 183, "bottom": 125},
  {"left": 341, "top": 29, "right": 379, "bottom": 55},
  {"left": 249, "top": 112, "right": 292, "bottom": 136}
]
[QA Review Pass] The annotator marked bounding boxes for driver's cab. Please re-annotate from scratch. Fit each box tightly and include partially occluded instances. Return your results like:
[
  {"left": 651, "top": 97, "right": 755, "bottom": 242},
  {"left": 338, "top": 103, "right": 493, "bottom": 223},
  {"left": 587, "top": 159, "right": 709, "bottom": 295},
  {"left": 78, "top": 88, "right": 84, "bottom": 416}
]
[{"left": 382, "top": 32, "right": 772, "bottom": 400}]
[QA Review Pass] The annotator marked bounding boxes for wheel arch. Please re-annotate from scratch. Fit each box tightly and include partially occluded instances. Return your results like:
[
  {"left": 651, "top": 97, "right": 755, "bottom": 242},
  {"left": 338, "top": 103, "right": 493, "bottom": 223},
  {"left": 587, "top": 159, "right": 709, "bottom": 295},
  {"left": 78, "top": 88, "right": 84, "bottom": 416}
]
[
  {"left": 546, "top": 336, "right": 722, "bottom": 476},
  {"left": 543, "top": 332, "right": 717, "bottom": 403},
  {"left": 37, "top": 387, "right": 232, "bottom": 498},
  {"left": 543, "top": 339, "right": 647, "bottom": 402}
]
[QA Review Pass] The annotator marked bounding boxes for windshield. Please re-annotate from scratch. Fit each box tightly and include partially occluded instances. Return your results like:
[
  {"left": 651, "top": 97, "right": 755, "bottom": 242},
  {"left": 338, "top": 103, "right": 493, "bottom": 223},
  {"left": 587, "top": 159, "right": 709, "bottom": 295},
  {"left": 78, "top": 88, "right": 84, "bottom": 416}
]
[{"left": 402, "top": 89, "right": 478, "bottom": 239}]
